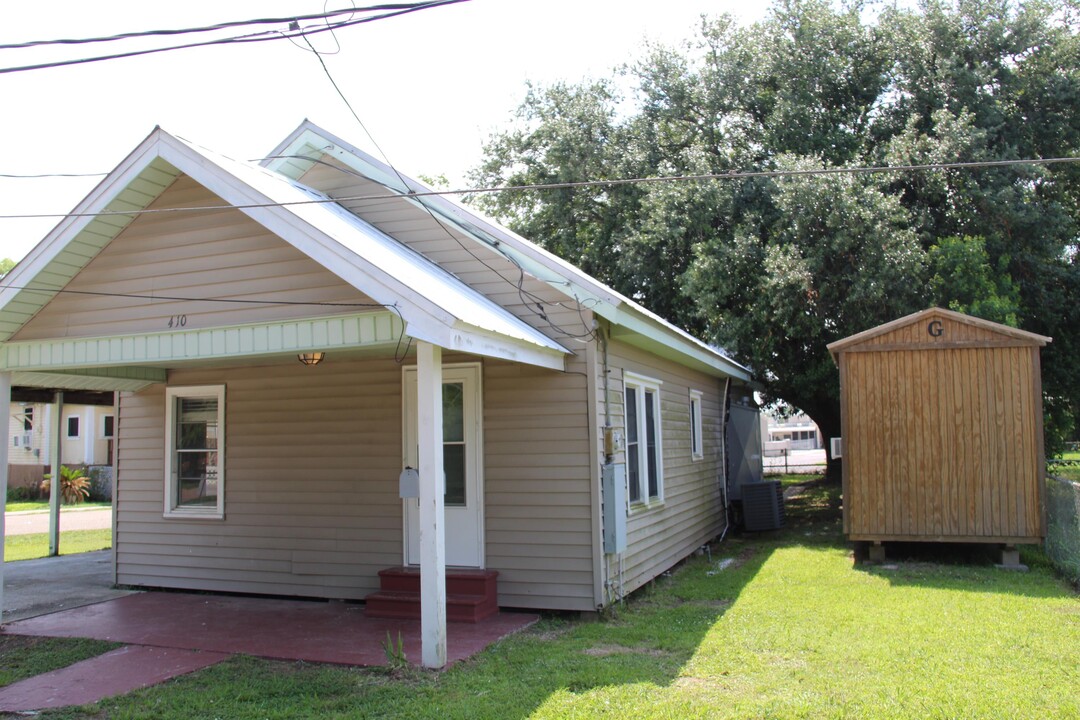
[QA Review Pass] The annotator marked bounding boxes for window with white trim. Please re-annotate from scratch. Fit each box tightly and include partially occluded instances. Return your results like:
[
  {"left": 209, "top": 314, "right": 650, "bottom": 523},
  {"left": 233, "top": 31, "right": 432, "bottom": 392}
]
[
  {"left": 165, "top": 385, "right": 225, "bottom": 518},
  {"left": 690, "top": 389, "right": 704, "bottom": 460},
  {"left": 66, "top": 416, "right": 80, "bottom": 438},
  {"left": 102, "top": 415, "right": 115, "bottom": 439},
  {"left": 624, "top": 372, "right": 663, "bottom": 505}
]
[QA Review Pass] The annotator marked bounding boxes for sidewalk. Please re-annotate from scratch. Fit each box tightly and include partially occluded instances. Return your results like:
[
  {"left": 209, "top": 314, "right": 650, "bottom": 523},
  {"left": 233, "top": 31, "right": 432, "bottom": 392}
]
[{"left": 5, "top": 507, "right": 112, "bottom": 536}]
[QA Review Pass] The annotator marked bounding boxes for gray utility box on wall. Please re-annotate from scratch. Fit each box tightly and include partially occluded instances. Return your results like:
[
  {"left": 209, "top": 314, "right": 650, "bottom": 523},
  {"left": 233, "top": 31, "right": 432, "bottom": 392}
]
[
  {"left": 602, "top": 463, "right": 627, "bottom": 554},
  {"left": 740, "top": 480, "right": 785, "bottom": 532}
]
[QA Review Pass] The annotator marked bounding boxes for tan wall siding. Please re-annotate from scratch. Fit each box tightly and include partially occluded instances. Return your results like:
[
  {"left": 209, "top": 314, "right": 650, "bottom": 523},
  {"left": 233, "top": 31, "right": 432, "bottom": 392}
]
[
  {"left": 15, "top": 175, "right": 376, "bottom": 342},
  {"left": 481, "top": 355, "right": 595, "bottom": 611},
  {"left": 842, "top": 345, "right": 1043, "bottom": 541},
  {"left": 603, "top": 339, "right": 727, "bottom": 599},
  {"left": 116, "top": 358, "right": 404, "bottom": 598},
  {"left": 116, "top": 352, "right": 596, "bottom": 610}
]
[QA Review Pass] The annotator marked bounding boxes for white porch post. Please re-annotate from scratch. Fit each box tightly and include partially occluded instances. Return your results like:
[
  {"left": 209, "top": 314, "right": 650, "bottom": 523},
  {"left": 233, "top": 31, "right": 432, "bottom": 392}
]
[
  {"left": 48, "top": 391, "right": 63, "bottom": 557},
  {"left": 0, "top": 372, "right": 11, "bottom": 619},
  {"left": 416, "top": 341, "right": 446, "bottom": 669}
]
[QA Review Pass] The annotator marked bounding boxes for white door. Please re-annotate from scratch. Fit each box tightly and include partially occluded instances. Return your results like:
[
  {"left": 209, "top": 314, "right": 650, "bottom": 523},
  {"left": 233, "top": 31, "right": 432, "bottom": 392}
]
[{"left": 403, "top": 363, "right": 484, "bottom": 568}]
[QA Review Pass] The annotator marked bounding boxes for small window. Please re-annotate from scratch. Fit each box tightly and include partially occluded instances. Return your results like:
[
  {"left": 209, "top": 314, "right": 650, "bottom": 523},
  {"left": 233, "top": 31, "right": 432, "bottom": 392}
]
[
  {"left": 690, "top": 390, "right": 704, "bottom": 460},
  {"left": 164, "top": 385, "right": 225, "bottom": 519},
  {"left": 23, "top": 407, "right": 33, "bottom": 432},
  {"left": 624, "top": 372, "right": 663, "bottom": 506},
  {"left": 66, "top": 416, "right": 80, "bottom": 438},
  {"left": 103, "top": 415, "right": 115, "bottom": 439}
]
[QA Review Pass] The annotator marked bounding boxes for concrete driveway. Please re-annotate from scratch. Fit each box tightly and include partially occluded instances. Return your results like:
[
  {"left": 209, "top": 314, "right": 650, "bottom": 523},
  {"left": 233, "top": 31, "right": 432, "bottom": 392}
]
[{"left": 3, "top": 550, "right": 135, "bottom": 623}]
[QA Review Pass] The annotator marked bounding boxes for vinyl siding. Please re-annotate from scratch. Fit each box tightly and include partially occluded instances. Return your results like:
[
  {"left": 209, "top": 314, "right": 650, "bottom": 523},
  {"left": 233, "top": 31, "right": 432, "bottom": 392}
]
[
  {"left": 603, "top": 339, "right": 727, "bottom": 599},
  {"left": 116, "top": 353, "right": 597, "bottom": 611},
  {"left": 14, "top": 175, "right": 376, "bottom": 342}
]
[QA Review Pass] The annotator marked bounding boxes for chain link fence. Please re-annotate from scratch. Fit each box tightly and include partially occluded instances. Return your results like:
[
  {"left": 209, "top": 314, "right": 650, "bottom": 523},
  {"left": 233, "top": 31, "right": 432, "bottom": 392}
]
[{"left": 1046, "top": 466, "right": 1080, "bottom": 585}]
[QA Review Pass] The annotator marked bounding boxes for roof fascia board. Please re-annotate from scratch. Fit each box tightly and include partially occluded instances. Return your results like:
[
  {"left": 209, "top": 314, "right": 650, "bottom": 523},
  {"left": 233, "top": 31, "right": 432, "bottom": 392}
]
[
  {"left": 266, "top": 121, "right": 748, "bottom": 379},
  {"left": 155, "top": 135, "right": 462, "bottom": 331},
  {"left": 163, "top": 135, "right": 566, "bottom": 361},
  {"left": 827, "top": 306, "right": 1052, "bottom": 358},
  {"left": 608, "top": 308, "right": 750, "bottom": 380},
  {"left": 0, "top": 129, "right": 178, "bottom": 322}
]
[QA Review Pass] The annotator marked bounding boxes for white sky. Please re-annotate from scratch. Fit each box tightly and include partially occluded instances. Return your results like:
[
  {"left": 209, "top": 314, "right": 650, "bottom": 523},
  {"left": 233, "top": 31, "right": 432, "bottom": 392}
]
[{"left": 0, "top": 1, "right": 766, "bottom": 264}]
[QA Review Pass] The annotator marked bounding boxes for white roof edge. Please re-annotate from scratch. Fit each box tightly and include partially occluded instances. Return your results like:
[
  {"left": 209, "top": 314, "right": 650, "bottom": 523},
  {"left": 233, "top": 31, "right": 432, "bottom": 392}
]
[
  {"left": 265, "top": 120, "right": 750, "bottom": 380},
  {"left": 0, "top": 127, "right": 171, "bottom": 310}
]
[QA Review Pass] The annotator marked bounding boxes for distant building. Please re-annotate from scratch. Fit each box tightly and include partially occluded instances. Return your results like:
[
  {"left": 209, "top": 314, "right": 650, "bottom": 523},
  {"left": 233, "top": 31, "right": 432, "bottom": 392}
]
[{"left": 761, "top": 411, "right": 821, "bottom": 452}]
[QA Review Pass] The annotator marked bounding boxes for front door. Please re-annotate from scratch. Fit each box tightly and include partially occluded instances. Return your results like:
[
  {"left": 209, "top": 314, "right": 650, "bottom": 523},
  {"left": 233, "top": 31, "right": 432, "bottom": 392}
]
[{"left": 403, "top": 363, "right": 484, "bottom": 568}]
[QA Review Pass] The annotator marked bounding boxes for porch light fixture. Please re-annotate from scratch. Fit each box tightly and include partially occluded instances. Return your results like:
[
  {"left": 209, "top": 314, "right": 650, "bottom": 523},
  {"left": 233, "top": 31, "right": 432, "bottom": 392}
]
[{"left": 298, "top": 352, "right": 325, "bottom": 366}]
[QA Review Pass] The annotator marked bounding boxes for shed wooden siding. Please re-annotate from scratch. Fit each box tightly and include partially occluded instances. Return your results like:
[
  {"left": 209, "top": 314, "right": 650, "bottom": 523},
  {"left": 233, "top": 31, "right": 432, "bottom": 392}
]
[
  {"left": 115, "top": 354, "right": 597, "bottom": 610},
  {"left": 835, "top": 309, "right": 1048, "bottom": 544},
  {"left": 14, "top": 175, "right": 376, "bottom": 342},
  {"left": 296, "top": 162, "right": 589, "bottom": 342},
  {"left": 603, "top": 340, "right": 727, "bottom": 597},
  {"left": 842, "top": 346, "right": 1043, "bottom": 541}
]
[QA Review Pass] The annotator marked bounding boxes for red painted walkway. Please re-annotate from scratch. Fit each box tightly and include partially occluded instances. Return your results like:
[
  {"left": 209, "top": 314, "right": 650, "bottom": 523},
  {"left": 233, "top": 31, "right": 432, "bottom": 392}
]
[
  {"left": 1, "top": 592, "right": 539, "bottom": 711},
  {"left": 8, "top": 591, "right": 538, "bottom": 665},
  {"left": 0, "top": 645, "right": 228, "bottom": 712}
]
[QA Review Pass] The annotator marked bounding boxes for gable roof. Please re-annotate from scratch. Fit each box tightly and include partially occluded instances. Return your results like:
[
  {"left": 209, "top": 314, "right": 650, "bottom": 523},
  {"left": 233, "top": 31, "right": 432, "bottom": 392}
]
[
  {"left": 827, "top": 307, "right": 1052, "bottom": 360},
  {"left": 265, "top": 120, "right": 752, "bottom": 382},
  {"left": 0, "top": 127, "right": 568, "bottom": 373}
]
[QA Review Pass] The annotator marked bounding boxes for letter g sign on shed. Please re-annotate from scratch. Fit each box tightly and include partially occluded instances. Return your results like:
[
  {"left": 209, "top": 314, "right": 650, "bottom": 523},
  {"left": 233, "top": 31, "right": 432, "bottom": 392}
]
[{"left": 927, "top": 320, "right": 944, "bottom": 337}]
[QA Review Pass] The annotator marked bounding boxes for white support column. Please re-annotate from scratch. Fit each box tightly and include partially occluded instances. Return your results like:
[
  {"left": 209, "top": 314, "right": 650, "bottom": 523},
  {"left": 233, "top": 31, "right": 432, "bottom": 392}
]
[
  {"left": 0, "top": 372, "right": 12, "bottom": 620},
  {"left": 416, "top": 341, "right": 446, "bottom": 669},
  {"left": 48, "top": 391, "right": 63, "bottom": 557}
]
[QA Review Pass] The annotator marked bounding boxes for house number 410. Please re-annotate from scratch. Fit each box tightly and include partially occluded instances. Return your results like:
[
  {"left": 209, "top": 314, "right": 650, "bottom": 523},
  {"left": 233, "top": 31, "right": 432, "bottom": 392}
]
[{"left": 167, "top": 315, "right": 187, "bottom": 328}]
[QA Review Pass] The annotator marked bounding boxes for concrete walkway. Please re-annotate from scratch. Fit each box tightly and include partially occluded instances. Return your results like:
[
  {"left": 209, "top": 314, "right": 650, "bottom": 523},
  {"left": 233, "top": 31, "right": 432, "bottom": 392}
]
[
  {"left": 5, "top": 507, "right": 112, "bottom": 536},
  {"left": 3, "top": 550, "right": 134, "bottom": 623}
]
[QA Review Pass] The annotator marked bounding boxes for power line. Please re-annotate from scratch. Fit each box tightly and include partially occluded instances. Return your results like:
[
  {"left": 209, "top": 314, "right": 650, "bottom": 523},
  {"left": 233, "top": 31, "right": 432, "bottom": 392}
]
[
  {"left": 0, "top": 1, "right": 468, "bottom": 75},
  {"left": 0, "top": 4, "right": 418, "bottom": 49},
  {"left": 0, "top": 283, "right": 389, "bottom": 308},
  {"left": 0, "top": 155, "right": 1075, "bottom": 221},
  {"left": 0, "top": 172, "right": 108, "bottom": 179}
]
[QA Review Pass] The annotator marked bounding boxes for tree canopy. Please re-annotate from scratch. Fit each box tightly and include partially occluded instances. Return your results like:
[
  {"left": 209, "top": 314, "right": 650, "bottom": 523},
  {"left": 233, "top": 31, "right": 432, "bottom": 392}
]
[
  {"left": 471, "top": 0, "right": 1080, "bottom": 459},
  {"left": 0, "top": 258, "right": 13, "bottom": 277}
]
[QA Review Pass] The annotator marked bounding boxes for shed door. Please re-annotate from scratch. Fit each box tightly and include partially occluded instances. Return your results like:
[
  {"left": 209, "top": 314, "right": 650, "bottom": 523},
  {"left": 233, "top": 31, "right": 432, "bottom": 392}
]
[{"left": 402, "top": 364, "right": 484, "bottom": 568}]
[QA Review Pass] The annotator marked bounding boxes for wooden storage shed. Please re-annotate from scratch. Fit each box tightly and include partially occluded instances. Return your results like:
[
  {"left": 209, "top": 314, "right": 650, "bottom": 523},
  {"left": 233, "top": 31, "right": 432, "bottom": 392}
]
[{"left": 828, "top": 308, "right": 1051, "bottom": 551}]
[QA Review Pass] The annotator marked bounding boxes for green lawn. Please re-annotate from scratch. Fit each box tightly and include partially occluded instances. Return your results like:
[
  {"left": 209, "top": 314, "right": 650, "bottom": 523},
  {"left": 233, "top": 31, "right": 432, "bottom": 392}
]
[
  {"left": 10, "top": 483, "right": 1080, "bottom": 719},
  {"left": 5, "top": 501, "right": 111, "bottom": 513},
  {"left": 4, "top": 529, "right": 112, "bottom": 562}
]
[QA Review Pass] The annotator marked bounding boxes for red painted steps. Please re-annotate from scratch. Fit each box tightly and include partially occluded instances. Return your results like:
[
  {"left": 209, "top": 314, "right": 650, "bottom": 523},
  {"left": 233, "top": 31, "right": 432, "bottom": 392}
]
[{"left": 364, "top": 567, "right": 499, "bottom": 623}]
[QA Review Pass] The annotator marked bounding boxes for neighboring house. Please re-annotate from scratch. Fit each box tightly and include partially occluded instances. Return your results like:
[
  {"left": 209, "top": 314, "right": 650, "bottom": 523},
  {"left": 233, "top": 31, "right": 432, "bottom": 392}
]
[
  {"left": 0, "top": 122, "right": 759, "bottom": 666},
  {"left": 762, "top": 411, "right": 822, "bottom": 453},
  {"left": 7, "top": 402, "right": 115, "bottom": 466}
]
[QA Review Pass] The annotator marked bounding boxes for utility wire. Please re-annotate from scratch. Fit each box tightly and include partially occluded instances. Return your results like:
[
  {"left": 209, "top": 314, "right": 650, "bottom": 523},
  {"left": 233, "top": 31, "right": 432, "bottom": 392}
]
[
  {"left": 0, "top": 172, "right": 108, "bottom": 179},
  {"left": 0, "top": 283, "right": 389, "bottom": 307},
  {"left": 0, "top": 155, "right": 1075, "bottom": 220},
  {"left": 0, "top": 4, "right": 424, "bottom": 49},
  {"left": 0, "top": 1, "right": 467, "bottom": 75}
]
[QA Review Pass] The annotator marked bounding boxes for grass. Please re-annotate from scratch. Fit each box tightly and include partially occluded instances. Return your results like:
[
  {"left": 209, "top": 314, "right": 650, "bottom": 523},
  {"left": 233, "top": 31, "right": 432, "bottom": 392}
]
[
  {"left": 10, "top": 483, "right": 1080, "bottom": 719},
  {"left": 0, "top": 636, "right": 119, "bottom": 689},
  {"left": 4, "top": 529, "right": 112, "bottom": 562},
  {"left": 6, "top": 501, "right": 111, "bottom": 513}
]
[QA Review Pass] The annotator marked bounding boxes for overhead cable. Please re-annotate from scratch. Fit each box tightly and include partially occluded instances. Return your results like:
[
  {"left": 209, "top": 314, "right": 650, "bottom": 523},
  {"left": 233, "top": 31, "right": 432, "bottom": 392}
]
[
  {"left": 0, "top": 0, "right": 468, "bottom": 75},
  {"left": 0, "top": 155, "right": 1075, "bottom": 221}
]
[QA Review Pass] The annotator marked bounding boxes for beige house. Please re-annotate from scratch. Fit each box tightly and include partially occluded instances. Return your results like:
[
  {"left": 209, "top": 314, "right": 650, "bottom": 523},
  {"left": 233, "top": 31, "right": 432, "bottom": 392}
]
[{"left": 0, "top": 122, "right": 757, "bottom": 666}]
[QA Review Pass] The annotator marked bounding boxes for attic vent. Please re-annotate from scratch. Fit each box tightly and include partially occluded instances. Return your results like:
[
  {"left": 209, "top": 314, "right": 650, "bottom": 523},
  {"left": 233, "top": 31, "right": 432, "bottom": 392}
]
[{"left": 740, "top": 481, "right": 784, "bottom": 532}]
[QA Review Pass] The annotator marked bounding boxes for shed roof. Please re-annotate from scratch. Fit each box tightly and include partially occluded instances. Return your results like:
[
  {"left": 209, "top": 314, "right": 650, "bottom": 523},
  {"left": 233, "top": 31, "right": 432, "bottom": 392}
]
[{"left": 827, "top": 307, "right": 1052, "bottom": 361}]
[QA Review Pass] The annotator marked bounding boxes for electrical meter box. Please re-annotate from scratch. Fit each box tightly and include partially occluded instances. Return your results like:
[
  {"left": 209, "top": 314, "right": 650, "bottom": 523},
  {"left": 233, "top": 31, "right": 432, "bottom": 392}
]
[{"left": 602, "top": 463, "right": 627, "bottom": 554}]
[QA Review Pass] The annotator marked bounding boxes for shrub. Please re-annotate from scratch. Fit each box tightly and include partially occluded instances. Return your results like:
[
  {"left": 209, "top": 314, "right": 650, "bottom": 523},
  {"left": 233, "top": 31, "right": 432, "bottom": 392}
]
[{"left": 40, "top": 466, "right": 90, "bottom": 505}]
